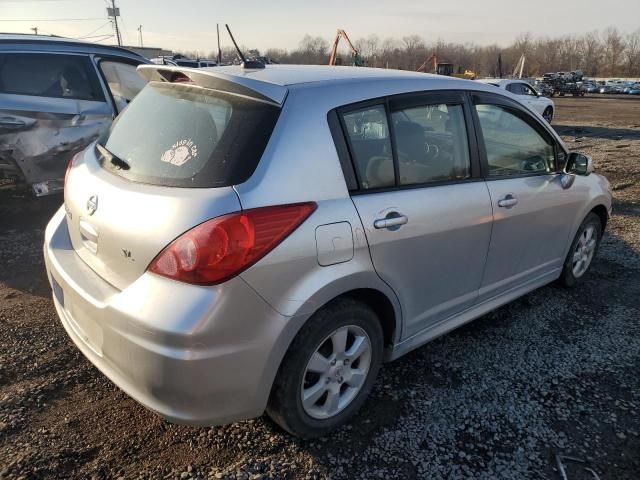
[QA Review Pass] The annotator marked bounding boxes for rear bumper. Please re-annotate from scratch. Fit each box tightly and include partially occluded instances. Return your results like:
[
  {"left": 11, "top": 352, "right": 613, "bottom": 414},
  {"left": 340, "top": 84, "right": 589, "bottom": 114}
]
[{"left": 44, "top": 206, "right": 292, "bottom": 426}]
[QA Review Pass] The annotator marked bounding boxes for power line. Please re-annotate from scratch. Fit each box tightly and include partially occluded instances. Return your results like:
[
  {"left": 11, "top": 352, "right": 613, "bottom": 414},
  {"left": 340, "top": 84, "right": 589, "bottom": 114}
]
[
  {"left": 0, "top": 18, "right": 105, "bottom": 22},
  {"left": 81, "top": 34, "right": 114, "bottom": 41},
  {"left": 76, "top": 21, "right": 112, "bottom": 39}
]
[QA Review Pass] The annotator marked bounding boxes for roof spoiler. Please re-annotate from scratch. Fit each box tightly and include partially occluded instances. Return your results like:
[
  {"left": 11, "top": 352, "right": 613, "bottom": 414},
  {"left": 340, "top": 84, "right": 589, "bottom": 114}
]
[{"left": 137, "top": 64, "right": 287, "bottom": 106}]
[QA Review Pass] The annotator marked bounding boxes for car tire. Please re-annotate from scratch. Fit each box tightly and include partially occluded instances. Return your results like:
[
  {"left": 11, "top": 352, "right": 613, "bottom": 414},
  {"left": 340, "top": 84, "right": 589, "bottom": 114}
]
[
  {"left": 559, "top": 212, "right": 602, "bottom": 287},
  {"left": 543, "top": 107, "right": 553, "bottom": 123},
  {"left": 267, "top": 298, "right": 384, "bottom": 438}
]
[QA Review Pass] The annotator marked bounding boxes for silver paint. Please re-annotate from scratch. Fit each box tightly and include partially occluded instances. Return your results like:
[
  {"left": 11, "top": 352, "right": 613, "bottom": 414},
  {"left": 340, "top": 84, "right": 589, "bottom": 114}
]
[{"left": 45, "top": 65, "right": 612, "bottom": 427}]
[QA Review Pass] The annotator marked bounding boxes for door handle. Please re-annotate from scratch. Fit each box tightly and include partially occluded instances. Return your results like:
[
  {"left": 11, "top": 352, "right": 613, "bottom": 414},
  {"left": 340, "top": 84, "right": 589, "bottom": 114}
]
[
  {"left": 497, "top": 194, "right": 518, "bottom": 208},
  {"left": 374, "top": 213, "right": 408, "bottom": 229},
  {"left": 0, "top": 116, "right": 26, "bottom": 129}
]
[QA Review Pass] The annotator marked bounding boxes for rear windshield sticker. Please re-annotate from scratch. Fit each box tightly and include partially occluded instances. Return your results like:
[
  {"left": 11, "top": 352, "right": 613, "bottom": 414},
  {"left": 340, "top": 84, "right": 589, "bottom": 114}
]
[{"left": 161, "top": 139, "right": 198, "bottom": 166}]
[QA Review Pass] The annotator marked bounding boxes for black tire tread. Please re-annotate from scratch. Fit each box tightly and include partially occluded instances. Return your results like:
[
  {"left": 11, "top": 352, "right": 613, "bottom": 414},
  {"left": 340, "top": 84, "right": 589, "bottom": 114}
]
[
  {"left": 266, "top": 297, "right": 383, "bottom": 438},
  {"left": 559, "top": 212, "right": 602, "bottom": 287}
]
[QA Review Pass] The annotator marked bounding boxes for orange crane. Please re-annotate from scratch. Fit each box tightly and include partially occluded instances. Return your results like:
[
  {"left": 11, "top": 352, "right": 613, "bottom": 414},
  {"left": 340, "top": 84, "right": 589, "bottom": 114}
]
[
  {"left": 328, "top": 29, "right": 363, "bottom": 66},
  {"left": 416, "top": 53, "right": 438, "bottom": 73}
]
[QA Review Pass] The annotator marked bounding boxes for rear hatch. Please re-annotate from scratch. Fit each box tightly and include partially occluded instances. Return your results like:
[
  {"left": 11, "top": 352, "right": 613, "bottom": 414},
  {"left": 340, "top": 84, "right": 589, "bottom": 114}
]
[{"left": 64, "top": 73, "right": 283, "bottom": 290}]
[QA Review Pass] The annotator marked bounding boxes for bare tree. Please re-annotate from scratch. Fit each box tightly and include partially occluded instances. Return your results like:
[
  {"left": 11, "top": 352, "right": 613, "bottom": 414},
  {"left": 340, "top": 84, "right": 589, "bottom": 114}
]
[
  {"left": 603, "top": 27, "right": 625, "bottom": 76},
  {"left": 624, "top": 29, "right": 640, "bottom": 76},
  {"left": 401, "top": 35, "right": 425, "bottom": 70},
  {"left": 581, "top": 31, "right": 604, "bottom": 76}
]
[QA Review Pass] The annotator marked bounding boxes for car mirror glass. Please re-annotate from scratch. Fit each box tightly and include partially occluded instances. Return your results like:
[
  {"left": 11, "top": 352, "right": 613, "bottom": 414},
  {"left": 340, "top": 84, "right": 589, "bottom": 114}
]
[{"left": 567, "top": 152, "right": 593, "bottom": 176}]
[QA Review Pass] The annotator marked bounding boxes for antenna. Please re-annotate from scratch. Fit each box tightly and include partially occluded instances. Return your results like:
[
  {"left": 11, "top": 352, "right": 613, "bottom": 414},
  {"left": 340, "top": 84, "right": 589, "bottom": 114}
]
[{"left": 224, "top": 24, "right": 264, "bottom": 69}]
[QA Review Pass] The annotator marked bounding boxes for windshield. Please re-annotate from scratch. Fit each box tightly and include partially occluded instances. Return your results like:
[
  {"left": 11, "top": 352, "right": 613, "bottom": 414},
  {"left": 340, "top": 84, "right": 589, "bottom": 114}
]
[{"left": 98, "top": 81, "right": 280, "bottom": 188}]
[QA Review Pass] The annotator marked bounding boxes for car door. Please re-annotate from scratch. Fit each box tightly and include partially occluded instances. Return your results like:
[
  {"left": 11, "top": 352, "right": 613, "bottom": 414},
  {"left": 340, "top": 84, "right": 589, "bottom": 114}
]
[
  {"left": 0, "top": 51, "right": 112, "bottom": 195},
  {"left": 471, "top": 92, "right": 585, "bottom": 301},
  {"left": 340, "top": 92, "right": 493, "bottom": 339}
]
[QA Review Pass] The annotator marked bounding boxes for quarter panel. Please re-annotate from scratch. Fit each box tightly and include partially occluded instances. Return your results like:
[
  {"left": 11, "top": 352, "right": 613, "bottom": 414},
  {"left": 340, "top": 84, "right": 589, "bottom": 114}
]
[{"left": 239, "top": 198, "right": 399, "bottom": 317}]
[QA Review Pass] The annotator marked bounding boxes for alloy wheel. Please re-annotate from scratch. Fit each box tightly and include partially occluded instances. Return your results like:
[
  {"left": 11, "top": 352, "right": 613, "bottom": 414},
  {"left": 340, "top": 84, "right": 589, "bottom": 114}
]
[
  {"left": 572, "top": 224, "right": 597, "bottom": 278},
  {"left": 301, "top": 325, "right": 372, "bottom": 419}
]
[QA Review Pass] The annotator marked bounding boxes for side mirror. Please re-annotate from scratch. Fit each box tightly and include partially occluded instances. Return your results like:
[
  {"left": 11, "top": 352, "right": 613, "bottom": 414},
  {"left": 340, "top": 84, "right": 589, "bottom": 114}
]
[{"left": 566, "top": 152, "right": 593, "bottom": 176}]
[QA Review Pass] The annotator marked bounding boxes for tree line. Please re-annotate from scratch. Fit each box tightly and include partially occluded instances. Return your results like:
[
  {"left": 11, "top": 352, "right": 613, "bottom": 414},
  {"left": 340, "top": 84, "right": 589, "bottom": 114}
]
[{"left": 178, "top": 26, "right": 640, "bottom": 78}]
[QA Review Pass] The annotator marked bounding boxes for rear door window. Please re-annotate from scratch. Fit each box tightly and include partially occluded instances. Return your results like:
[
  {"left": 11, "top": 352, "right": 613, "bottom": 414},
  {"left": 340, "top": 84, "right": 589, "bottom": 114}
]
[
  {"left": 0, "top": 53, "right": 103, "bottom": 101},
  {"left": 391, "top": 103, "right": 470, "bottom": 185},
  {"left": 98, "top": 81, "right": 280, "bottom": 188},
  {"left": 98, "top": 60, "right": 147, "bottom": 111},
  {"left": 341, "top": 105, "right": 394, "bottom": 189}
]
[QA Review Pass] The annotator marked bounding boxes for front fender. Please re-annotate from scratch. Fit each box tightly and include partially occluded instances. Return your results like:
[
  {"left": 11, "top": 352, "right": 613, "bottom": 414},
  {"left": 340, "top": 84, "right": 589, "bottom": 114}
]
[{"left": 562, "top": 173, "right": 612, "bottom": 258}]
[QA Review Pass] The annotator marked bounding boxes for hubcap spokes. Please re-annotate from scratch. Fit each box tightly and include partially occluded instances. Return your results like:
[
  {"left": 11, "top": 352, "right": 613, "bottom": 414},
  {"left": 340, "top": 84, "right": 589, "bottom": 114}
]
[
  {"left": 301, "top": 325, "right": 372, "bottom": 419},
  {"left": 572, "top": 225, "right": 596, "bottom": 278}
]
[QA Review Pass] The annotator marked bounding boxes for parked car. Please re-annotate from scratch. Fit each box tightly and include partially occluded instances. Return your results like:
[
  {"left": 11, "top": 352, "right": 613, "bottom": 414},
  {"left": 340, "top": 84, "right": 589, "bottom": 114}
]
[
  {"left": 533, "top": 80, "right": 555, "bottom": 96},
  {"left": 0, "top": 34, "right": 149, "bottom": 195},
  {"left": 583, "top": 83, "right": 600, "bottom": 93},
  {"left": 599, "top": 85, "right": 614, "bottom": 94},
  {"left": 477, "top": 79, "right": 555, "bottom": 122},
  {"left": 45, "top": 64, "right": 611, "bottom": 438},
  {"left": 175, "top": 58, "right": 218, "bottom": 68},
  {"left": 150, "top": 56, "right": 178, "bottom": 66},
  {"left": 628, "top": 84, "right": 640, "bottom": 95}
]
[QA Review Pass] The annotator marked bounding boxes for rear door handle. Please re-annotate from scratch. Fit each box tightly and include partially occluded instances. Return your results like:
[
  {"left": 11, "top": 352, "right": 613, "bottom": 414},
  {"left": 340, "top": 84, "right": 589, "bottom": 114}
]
[
  {"left": 374, "top": 213, "right": 408, "bottom": 229},
  {"left": 497, "top": 194, "right": 518, "bottom": 208},
  {"left": 0, "top": 116, "right": 26, "bottom": 129}
]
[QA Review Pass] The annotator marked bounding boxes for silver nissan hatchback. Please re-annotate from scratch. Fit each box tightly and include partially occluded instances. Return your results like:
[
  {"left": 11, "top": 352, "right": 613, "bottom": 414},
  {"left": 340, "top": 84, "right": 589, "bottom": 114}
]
[{"left": 44, "top": 64, "right": 612, "bottom": 438}]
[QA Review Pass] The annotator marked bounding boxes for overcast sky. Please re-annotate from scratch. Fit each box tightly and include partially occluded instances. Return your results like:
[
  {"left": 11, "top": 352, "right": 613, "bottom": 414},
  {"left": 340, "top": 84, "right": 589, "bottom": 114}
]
[{"left": 2, "top": 0, "right": 639, "bottom": 54}]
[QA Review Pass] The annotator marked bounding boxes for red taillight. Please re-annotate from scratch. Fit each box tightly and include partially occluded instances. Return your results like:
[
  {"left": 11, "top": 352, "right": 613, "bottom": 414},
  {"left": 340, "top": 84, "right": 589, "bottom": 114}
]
[{"left": 147, "top": 202, "right": 317, "bottom": 285}]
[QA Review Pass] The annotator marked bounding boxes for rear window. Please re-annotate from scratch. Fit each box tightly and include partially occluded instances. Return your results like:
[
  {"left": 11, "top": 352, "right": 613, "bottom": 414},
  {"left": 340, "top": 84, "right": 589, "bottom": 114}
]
[{"left": 98, "top": 81, "right": 280, "bottom": 187}]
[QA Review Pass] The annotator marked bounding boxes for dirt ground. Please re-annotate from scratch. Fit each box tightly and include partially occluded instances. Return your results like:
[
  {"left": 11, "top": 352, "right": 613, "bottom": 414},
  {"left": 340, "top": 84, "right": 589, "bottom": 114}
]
[{"left": 1, "top": 95, "right": 639, "bottom": 480}]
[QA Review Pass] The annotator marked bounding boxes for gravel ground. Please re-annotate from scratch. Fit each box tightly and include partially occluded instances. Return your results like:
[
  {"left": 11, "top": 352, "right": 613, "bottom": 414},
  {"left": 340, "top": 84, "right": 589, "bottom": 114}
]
[{"left": 1, "top": 95, "right": 639, "bottom": 480}]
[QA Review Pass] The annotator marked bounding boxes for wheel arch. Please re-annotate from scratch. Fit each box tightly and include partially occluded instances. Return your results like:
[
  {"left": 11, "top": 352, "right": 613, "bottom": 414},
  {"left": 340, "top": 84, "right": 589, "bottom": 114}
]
[
  {"left": 590, "top": 204, "right": 608, "bottom": 232},
  {"left": 257, "top": 281, "right": 402, "bottom": 415}
]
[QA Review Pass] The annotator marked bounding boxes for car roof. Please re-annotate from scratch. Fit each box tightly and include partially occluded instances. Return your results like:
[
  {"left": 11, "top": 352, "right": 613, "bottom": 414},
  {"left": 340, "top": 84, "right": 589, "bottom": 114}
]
[
  {"left": 138, "top": 63, "right": 487, "bottom": 105},
  {"left": 207, "top": 64, "right": 451, "bottom": 86},
  {"left": 0, "top": 33, "right": 148, "bottom": 62}
]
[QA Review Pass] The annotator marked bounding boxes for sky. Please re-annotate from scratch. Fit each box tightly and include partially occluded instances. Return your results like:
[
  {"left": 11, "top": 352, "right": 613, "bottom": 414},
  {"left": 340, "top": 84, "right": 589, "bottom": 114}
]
[{"left": 1, "top": 0, "right": 639, "bottom": 55}]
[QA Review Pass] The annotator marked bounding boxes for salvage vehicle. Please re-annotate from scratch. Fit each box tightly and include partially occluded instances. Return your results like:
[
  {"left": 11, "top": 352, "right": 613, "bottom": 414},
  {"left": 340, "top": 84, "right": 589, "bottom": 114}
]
[
  {"left": 45, "top": 64, "right": 611, "bottom": 438},
  {"left": 477, "top": 78, "right": 555, "bottom": 122},
  {"left": 0, "top": 34, "right": 149, "bottom": 195}
]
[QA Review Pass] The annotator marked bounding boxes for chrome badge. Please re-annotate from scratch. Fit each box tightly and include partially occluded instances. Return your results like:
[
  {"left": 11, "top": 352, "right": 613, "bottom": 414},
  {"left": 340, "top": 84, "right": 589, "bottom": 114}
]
[{"left": 86, "top": 195, "right": 98, "bottom": 215}]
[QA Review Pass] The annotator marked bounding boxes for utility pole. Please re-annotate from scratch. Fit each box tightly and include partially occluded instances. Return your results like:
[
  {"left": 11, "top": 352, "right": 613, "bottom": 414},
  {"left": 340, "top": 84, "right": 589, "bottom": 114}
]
[
  {"left": 31, "top": 27, "right": 38, "bottom": 35},
  {"left": 216, "top": 24, "right": 222, "bottom": 64},
  {"left": 137, "top": 25, "right": 143, "bottom": 48},
  {"left": 107, "top": 0, "right": 122, "bottom": 46}
]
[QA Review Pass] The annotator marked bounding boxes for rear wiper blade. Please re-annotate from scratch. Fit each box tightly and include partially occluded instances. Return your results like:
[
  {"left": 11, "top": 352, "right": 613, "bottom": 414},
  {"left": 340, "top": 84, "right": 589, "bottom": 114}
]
[{"left": 96, "top": 143, "right": 130, "bottom": 170}]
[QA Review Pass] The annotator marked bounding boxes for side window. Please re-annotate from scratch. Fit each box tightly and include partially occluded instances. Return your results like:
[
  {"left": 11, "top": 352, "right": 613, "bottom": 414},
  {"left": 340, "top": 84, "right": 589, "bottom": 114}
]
[
  {"left": 99, "top": 60, "right": 147, "bottom": 112},
  {"left": 507, "top": 83, "right": 523, "bottom": 95},
  {"left": 391, "top": 103, "right": 470, "bottom": 185},
  {"left": 0, "top": 53, "right": 103, "bottom": 101},
  {"left": 341, "top": 105, "right": 394, "bottom": 189},
  {"left": 521, "top": 84, "right": 537, "bottom": 96},
  {"left": 475, "top": 104, "right": 556, "bottom": 176}
]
